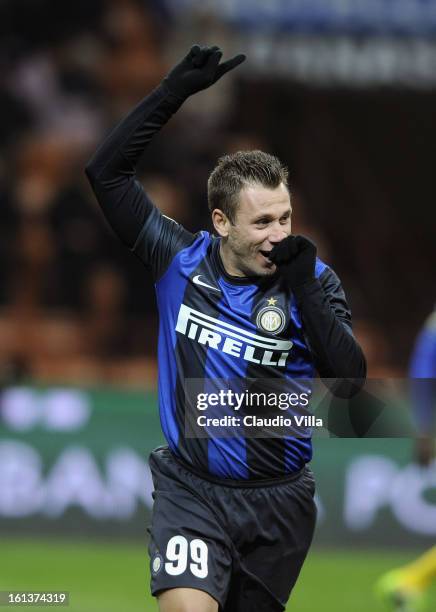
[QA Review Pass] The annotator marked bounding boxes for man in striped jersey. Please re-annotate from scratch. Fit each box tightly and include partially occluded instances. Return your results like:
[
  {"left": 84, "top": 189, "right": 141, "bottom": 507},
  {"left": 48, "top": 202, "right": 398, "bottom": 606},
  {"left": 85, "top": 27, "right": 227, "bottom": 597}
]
[{"left": 86, "top": 45, "right": 366, "bottom": 612}]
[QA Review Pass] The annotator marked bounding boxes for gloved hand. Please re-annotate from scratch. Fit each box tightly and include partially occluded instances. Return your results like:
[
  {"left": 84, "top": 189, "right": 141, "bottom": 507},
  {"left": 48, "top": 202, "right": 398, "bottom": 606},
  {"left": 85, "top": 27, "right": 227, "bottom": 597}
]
[
  {"left": 164, "top": 45, "right": 246, "bottom": 100},
  {"left": 269, "top": 235, "right": 317, "bottom": 289}
]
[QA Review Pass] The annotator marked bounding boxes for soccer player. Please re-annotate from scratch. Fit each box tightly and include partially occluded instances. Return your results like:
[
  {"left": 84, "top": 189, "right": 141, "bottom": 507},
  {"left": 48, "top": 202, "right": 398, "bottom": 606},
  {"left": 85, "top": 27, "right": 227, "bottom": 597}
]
[
  {"left": 86, "top": 45, "right": 366, "bottom": 612},
  {"left": 376, "top": 307, "right": 436, "bottom": 612}
]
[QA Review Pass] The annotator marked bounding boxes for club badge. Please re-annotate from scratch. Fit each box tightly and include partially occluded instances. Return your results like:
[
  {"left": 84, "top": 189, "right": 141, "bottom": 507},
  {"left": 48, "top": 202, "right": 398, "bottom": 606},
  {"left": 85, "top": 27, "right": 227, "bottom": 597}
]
[
  {"left": 256, "top": 301, "right": 286, "bottom": 335},
  {"left": 151, "top": 553, "right": 164, "bottom": 575}
]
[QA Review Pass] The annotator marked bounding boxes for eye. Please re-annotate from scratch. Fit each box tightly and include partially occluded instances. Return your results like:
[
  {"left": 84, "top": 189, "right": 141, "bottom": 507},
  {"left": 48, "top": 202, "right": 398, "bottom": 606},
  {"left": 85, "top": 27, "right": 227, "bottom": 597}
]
[
  {"left": 280, "top": 213, "right": 291, "bottom": 224},
  {"left": 256, "top": 218, "right": 269, "bottom": 226}
]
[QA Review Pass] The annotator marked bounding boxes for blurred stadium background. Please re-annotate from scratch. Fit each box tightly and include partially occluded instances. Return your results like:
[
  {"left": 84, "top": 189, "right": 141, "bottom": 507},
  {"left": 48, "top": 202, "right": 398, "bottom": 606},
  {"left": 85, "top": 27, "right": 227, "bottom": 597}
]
[{"left": 0, "top": 1, "right": 435, "bottom": 610}]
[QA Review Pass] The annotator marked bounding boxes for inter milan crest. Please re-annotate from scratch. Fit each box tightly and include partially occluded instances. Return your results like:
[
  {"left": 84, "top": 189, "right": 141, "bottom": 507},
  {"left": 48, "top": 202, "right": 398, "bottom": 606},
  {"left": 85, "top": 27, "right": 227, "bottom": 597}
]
[
  {"left": 151, "top": 553, "right": 164, "bottom": 575},
  {"left": 256, "top": 298, "right": 286, "bottom": 335}
]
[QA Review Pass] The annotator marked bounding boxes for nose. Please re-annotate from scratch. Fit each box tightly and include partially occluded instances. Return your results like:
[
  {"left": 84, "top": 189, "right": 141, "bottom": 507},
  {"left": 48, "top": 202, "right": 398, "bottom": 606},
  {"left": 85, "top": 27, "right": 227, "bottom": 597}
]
[{"left": 268, "top": 228, "right": 288, "bottom": 245}]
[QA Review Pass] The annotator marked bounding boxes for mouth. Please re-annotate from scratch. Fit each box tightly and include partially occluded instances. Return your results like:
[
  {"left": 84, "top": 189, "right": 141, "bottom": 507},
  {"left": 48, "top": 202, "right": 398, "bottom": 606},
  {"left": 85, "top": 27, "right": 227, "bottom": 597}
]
[
  {"left": 259, "top": 250, "right": 274, "bottom": 266},
  {"left": 259, "top": 249, "right": 272, "bottom": 260}
]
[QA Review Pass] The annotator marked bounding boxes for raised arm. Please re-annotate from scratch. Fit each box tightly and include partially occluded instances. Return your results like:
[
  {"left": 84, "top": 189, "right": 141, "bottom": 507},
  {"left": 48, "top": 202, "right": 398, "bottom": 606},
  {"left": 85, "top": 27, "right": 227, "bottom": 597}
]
[
  {"left": 85, "top": 84, "right": 185, "bottom": 250},
  {"left": 85, "top": 45, "right": 245, "bottom": 277}
]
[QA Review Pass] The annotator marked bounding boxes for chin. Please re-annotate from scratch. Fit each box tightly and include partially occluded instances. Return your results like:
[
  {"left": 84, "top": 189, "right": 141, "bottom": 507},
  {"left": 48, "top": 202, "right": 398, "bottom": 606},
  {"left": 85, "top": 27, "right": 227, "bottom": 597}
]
[
  {"left": 261, "top": 266, "right": 276, "bottom": 276},
  {"left": 252, "top": 264, "right": 276, "bottom": 277},
  {"left": 241, "top": 257, "right": 276, "bottom": 277}
]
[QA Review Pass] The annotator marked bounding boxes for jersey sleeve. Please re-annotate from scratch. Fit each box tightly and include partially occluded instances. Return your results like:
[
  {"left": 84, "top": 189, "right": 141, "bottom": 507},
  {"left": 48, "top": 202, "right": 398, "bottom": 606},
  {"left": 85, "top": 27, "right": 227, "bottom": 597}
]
[
  {"left": 85, "top": 83, "right": 195, "bottom": 280},
  {"left": 131, "top": 201, "right": 196, "bottom": 279},
  {"left": 293, "top": 266, "right": 367, "bottom": 379}
]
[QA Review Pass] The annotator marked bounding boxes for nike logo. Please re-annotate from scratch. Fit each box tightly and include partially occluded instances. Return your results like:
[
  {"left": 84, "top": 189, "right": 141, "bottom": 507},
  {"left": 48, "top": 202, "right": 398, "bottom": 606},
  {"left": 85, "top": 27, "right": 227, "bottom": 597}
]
[{"left": 192, "top": 275, "right": 221, "bottom": 293}]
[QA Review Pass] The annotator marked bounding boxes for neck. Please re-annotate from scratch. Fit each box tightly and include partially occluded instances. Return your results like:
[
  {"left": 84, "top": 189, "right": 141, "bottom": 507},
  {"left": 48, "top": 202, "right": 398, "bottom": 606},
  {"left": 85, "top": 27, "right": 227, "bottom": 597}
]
[{"left": 219, "top": 241, "right": 246, "bottom": 277}]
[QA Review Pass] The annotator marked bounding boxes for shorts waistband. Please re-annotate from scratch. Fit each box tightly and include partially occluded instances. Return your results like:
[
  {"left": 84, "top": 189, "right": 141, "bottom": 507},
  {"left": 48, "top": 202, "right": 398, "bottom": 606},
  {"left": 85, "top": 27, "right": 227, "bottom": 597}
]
[{"left": 170, "top": 450, "right": 306, "bottom": 488}]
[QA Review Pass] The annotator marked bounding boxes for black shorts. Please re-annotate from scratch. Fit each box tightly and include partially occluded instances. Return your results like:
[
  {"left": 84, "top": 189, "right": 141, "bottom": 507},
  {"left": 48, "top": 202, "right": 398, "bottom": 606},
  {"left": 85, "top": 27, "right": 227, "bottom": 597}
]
[{"left": 147, "top": 447, "right": 317, "bottom": 611}]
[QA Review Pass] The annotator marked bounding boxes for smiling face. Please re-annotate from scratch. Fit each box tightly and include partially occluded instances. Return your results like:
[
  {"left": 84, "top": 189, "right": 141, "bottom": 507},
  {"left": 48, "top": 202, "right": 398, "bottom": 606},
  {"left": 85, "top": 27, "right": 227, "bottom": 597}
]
[{"left": 212, "top": 182, "right": 292, "bottom": 277}]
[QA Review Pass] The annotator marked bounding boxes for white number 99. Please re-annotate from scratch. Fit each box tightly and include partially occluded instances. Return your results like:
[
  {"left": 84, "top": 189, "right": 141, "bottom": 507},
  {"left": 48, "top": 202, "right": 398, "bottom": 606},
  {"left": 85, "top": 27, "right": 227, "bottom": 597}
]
[{"left": 164, "top": 536, "right": 208, "bottom": 578}]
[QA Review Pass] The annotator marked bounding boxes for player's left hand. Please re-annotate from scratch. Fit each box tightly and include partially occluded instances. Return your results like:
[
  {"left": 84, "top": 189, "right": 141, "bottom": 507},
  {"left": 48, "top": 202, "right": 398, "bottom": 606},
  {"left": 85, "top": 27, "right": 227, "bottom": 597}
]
[
  {"left": 269, "top": 235, "right": 317, "bottom": 289},
  {"left": 164, "top": 45, "right": 246, "bottom": 100}
]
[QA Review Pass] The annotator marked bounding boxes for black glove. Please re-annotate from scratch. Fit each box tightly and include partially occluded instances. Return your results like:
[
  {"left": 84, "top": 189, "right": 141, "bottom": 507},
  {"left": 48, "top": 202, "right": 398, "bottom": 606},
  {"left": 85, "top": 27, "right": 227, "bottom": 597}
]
[
  {"left": 269, "top": 235, "right": 317, "bottom": 289},
  {"left": 164, "top": 45, "right": 246, "bottom": 100}
]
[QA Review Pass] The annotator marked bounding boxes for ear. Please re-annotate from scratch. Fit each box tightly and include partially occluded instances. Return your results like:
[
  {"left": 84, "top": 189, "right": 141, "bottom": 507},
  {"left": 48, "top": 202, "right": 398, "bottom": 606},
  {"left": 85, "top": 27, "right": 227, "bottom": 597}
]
[{"left": 212, "top": 208, "right": 231, "bottom": 237}]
